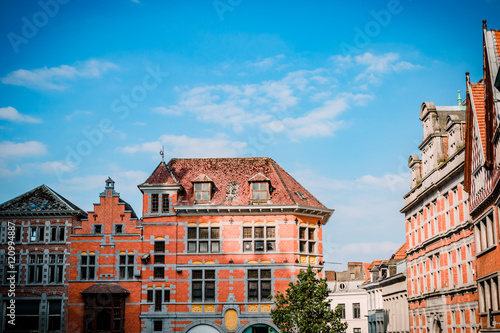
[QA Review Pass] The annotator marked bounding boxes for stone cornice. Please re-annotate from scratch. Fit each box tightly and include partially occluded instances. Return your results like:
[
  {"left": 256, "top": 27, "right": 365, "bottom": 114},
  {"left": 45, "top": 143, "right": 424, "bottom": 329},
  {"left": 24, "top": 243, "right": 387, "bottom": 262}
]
[{"left": 172, "top": 204, "right": 334, "bottom": 224}]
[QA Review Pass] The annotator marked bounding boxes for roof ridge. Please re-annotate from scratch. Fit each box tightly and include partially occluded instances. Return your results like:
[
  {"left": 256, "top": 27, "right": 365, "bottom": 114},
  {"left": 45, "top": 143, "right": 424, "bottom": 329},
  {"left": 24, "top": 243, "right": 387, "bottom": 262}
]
[
  {"left": 269, "top": 158, "right": 297, "bottom": 205},
  {"left": 43, "top": 184, "right": 76, "bottom": 211}
]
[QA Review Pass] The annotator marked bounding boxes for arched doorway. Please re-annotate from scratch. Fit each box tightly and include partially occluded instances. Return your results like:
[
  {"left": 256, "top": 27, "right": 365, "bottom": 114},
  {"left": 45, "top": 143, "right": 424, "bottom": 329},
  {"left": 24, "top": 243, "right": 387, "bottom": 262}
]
[
  {"left": 242, "top": 324, "right": 277, "bottom": 333},
  {"left": 185, "top": 324, "right": 221, "bottom": 333},
  {"left": 432, "top": 318, "right": 442, "bottom": 333}
]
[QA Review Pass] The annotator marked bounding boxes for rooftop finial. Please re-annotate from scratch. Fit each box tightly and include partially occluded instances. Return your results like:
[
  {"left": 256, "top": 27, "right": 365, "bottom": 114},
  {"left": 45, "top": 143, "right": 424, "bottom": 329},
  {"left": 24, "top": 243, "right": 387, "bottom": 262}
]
[
  {"left": 457, "top": 90, "right": 462, "bottom": 106},
  {"left": 160, "top": 145, "right": 164, "bottom": 162},
  {"left": 483, "top": 20, "right": 487, "bottom": 30}
]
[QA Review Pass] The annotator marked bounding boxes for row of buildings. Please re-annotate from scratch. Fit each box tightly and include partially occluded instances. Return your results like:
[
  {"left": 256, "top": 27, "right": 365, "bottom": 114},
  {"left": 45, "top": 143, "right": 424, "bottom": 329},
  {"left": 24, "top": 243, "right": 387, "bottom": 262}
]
[
  {"left": 0, "top": 20, "right": 499, "bottom": 333},
  {"left": 327, "top": 21, "right": 500, "bottom": 333},
  {"left": 0, "top": 157, "right": 333, "bottom": 333}
]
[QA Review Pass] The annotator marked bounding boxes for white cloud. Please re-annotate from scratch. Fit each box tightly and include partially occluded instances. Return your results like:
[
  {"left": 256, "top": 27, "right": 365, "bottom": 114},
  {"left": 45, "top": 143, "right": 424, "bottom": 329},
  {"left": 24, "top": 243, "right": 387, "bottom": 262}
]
[
  {"left": 2, "top": 59, "right": 118, "bottom": 90},
  {"left": 244, "top": 54, "right": 285, "bottom": 70},
  {"left": 354, "top": 52, "right": 420, "bottom": 84},
  {"left": 0, "top": 106, "right": 42, "bottom": 123},
  {"left": 65, "top": 110, "right": 92, "bottom": 121},
  {"left": 0, "top": 141, "right": 47, "bottom": 158},
  {"left": 152, "top": 106, "right": 182, "bottom": 116},
  {"left": 119, "top": 134, "right": 247, "bottom": 158}
]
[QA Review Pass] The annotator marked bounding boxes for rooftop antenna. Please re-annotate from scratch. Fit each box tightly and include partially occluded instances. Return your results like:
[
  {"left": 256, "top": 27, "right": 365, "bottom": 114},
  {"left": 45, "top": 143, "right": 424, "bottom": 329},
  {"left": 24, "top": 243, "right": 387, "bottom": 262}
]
[{"left": 159, "top": 145, "right": 164, "bottom": 162}]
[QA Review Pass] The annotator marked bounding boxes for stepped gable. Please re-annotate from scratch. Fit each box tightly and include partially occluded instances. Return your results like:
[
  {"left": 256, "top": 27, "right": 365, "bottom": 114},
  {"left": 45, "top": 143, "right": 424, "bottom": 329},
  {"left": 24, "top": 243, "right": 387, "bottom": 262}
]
[
  {"left": 0, "top": 184, "right": 85, "bottom": 217},
  {"left": 118, "top": 198, "right": 138, "bottom": 219},
  {"left": 164, "top": 157, "right": 327, "bottom": 209}
]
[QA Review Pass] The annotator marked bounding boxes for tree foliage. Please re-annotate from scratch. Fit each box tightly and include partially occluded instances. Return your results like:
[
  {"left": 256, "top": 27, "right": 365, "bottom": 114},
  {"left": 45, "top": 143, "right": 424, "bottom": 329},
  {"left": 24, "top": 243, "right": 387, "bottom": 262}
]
[{"left": 270, "top": 266, "right": 348, "bottom": 333}]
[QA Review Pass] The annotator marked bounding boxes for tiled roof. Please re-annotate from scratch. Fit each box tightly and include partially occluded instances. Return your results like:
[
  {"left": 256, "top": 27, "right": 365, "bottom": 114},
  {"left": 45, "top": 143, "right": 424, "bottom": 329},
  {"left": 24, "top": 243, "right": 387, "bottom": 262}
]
[
  {"left": 143, "top": 157, "right": 327, "bottom": 209},
  {"left": 470, "top": 82, "right": 486, "bottom": 154},
  {"left": 392, "top": 242, "right": 408, "bottom": 260},
  {"left": 140, "top": 160, "right": 179, "bottom": 186},
  {"left": 494, "top": 30, "right": 500, "bottom": 61},
  {"left": 118, "top": 198, "right": 138, "bottom": 219},
  {"left": 81, "top": 283, "right": 130, "bottom": 294},
  {"left": 0, "top": 184, "right": 85, "bottom": 216}
]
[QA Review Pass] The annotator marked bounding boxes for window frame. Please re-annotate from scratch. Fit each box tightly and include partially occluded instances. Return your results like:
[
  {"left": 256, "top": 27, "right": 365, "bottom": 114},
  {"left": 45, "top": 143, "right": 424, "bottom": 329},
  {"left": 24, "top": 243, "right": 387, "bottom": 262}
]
[
  {"left": 192, "top": 269, "right": 216, "bottom": 303},
  {"left": 299, "top": 226, "right": 316, "bottom": 254},
  {"left": 243, "top": 226, "right": 275, "bottom": 253},
  {"left": 48, "top": 253, "right": 64, "bottom": 284},
  {"left": 247, "top": 269, "right": 272, "bottom": 302},
  {"left": 162, "top": 194, "right": 169, "bottom": 213},
  {"left": 250, "top": 182, "right": 269, "bottom": 203},
  {"left": 50, "top": 226, "right": 65, "bottom": 242},
  {"left": 29, "top": 226, "right": 45, "bottom": 243},
  {"left": 151, "top": 193, "right": 159, "bottom": 212},
  {"left": 187, "top": 226, "right": 220, "bottom": 254},
  {"left": 80, "top": 253, "right": 96, "bottom": 281},
  {"left": 28, "top": 254, "right": 44, "bottom": 284},
  {"left": 118, "top": 253, "right": 135, "bottom": 280},
  {"left": 194, "top": 183, "right": 211, "bottom": 203}
]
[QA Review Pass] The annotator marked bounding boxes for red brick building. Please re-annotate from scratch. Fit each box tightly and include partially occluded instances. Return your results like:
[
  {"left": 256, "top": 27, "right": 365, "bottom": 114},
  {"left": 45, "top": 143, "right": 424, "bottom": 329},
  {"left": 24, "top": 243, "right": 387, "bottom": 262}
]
[
  {"left": 67, "top": 157, "right": 333, "bottom": 333},
  {"left": 464, "top": 21, "right": 500, "bottom": 331},
  {"left": 0, "top": 184, "right": 86, "bottom": 333},
  {"left": 67, "top": 177, "right": 142, "bottom": 333},
  {"left": 402, "top": 98, "right": 478, "bottom": 333}
]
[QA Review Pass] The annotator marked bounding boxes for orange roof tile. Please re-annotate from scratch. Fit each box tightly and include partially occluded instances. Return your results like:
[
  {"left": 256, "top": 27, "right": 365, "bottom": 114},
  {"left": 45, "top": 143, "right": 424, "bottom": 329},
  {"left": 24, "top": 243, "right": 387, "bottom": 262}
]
[
  {"left": 470, "top": 82, "right": 486, "bottom": 154},
  {"left": 494, "top": 30, "right": 500, "bottom": 62},
  {"left": 392, "top": 242, "right": 408, "bottom": 260}
]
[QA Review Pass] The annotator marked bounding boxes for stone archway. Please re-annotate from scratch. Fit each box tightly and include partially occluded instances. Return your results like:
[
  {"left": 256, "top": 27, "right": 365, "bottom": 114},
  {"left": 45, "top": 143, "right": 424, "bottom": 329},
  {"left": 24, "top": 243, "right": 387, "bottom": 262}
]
[
  {"left": 185, "top": 323, "right": 222, "bottom": 333},
  {"left": 432, "top": 317, "right": 442, "bottom": 333}
]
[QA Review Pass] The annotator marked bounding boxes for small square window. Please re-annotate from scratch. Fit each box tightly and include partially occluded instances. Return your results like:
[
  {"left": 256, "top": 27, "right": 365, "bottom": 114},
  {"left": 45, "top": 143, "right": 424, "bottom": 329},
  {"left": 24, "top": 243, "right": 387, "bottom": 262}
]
[
  {"left": 188, "top": 228, "right": 197, "bottom": 239},
  {"left": 243, "top": 227, "right": 252, "bottom": 239},
  {"left": 154, "top": 321, "right": 162, "bottom": 332},
  {"left": 211, "top": 228, "right": 219, "bottom": 239},
  {"left": 94, "top": 225, "right": 102, "bottom": 234},
  {"left": 254, "top": 227, "right": 264, "bottom": 238},
  {"left": 211, "top": 241, "right": 220, "bottom": 253},
  {"left": 194, "top": 183, "right": 211, "bottom": 202},
  {"left": 199, "top": 242, "right": 208, "bottom": 253},
  {"left": 115, "top": 225, "right": 123, "bottom": 234},
  {"left": 251, "top": 182, "right": 269, "bottom": 202},
  {"left": 244, "top": 241, "right": 252, "bottom": 252},
  {"left": 154, "top": 267, "right": 164, "bottom": 279}
]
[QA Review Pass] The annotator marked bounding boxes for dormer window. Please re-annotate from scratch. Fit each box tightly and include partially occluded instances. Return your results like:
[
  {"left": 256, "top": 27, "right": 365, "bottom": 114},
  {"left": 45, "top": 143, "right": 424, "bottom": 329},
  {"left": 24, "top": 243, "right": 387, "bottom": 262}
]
[
  {"left": 194, "top": 183, "right": 211, "bottom": 203},
  {"left": 251, "top": 182, "right": 269, "bottom": 202}
]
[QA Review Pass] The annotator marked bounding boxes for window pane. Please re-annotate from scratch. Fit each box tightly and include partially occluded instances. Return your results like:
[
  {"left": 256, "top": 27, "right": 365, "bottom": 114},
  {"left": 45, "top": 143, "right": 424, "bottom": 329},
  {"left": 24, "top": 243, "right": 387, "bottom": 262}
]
[
  {"left": 308, "top": 242, "right": 315, "bottom": 253},
  {"left": 243, "top": 227, "right": 252, "bottom": 238},
  {"left": 199, "top": 228, "right": 209, "bottom": 239},
  {"left": 188, "top": 242, "right": 197, "bottom": 253},
  {"left": 267, "top": 241, "right": 275, "bottom": 251},
  {"left": 308, "top": 228, "right": 315, "bottom": 240},
  {"left": 252, "top": 183, "right": 260, "bottom": 190},
  {"left": 193, "top": 282, "right": 202, "bottom": 301},
  {"left": 211, "top": 228, "right": 219, "bottom": 239},
  {"left": 266, "top": 227, "right": 275, "bottom": 238},
  {"left": 255, "top": 241, "right": 264, "bottom": 252},
  {"left": 248, "top": 281, "right": 258, "bottom": 301},
  {"left": 299, "top": 228, "right": 306, "bottom": 239},
  {"left": 244, "top": 241, "right": 252, "bottom": 252},
  {"left": 261, "top": 281, "right": 271, "bottom": 300},
  {"left": 188, "top": 228, "right": 197, "bottom": 239},
  {"left": 255, "top": 227, "right": 264, "bottom": 238},
  {"left": 205, "top": 270, "right": 215, "bottom": 279},
  {"left": 194, "top": 183, "right": 202, "bottom": 191},
  {"left": 248, "top": 270, "right": 258, "bottom": 279},
  {"left": 211, "top": 241, "right": 220, "bottom": 253},
  {"left": 202, "top": 183, "right": 210, "bottom": 191},
  {"left": 192, "top": 270, "right": 203, "bottom": 279},
  {"left": 199, "top": 242, "right": 208, "bottom": 253},
  {"left": 300, "top": 241, "right": 306, "bottom": 252},
  {"left": 202, "top": 192, "right": 209, "bottom": 201}
]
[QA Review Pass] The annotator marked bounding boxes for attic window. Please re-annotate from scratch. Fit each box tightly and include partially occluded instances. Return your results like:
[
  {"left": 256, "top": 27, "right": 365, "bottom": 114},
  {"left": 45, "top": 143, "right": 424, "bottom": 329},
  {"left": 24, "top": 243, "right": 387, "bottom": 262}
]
[
  {"left": 194, "top": 183, "right": 211, "bottom": 203},
  {"left": 251, "top": 182, "right": 269, "bottom": 203}
]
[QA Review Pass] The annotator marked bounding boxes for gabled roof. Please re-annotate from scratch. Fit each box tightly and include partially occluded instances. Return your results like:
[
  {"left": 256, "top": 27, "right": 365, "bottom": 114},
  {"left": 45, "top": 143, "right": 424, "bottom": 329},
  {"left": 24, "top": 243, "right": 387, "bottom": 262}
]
[
  {"left": 81, "top": 283, "right": 130, "bottom": 295},
  {"left": 0, "top": 184, "right": 86, "bottom": 217},
  {"left": 248, "top": 172, "right": 270, "bottom": 182},
  {"left": 192, "top": 174, "right": 213, "bottom": 183},
  {"left": 118, "top": 198, "right": 138, "bottom": 219},
  {"left": 139, "top": 160, "right": 179, "bottom": 187},
  {"left": 392, "top": 242, "right": 408, "bottom": 260},
  {"left": 149, "top": 157, "right": 327, "bottom": 209}
]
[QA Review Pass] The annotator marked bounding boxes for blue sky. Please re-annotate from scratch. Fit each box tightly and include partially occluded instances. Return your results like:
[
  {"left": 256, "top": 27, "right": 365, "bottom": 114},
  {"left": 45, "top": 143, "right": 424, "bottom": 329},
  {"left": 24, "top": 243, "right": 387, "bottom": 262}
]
[{"left": 1, "top": 0, "right": 499, "bottom": 270}]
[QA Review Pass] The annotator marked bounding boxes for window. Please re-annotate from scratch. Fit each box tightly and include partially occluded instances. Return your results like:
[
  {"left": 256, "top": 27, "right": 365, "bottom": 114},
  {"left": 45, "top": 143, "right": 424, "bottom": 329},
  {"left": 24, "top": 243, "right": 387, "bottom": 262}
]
[
  {"left": 475, "top": 211, "right": 496, "bottom": 255},
  {"left": 48, "top": 300, "right": 62, "bottom": 332},
  {"left": 162, "top": 194, "right": 169, "bottom": 213},
  {"left": 14, "top": 226, "right": 22, "bottom": 243},
  {"left": 48, "top": 254, "right": 64, "bottom": 284},
  {"left": 478, "top": 276, "right": 500, "bottom": 315},
  {"left": 147, "top": 290, "right": 154, "bottom": 302},
  {"left": 119, "top": 254, "right": 135, "bottom": 280},
  {"left": 354, "top": 329, "right": 361, "bottom": 333},
  {"left": 194, "top": 183, "right": 211, "bottom": 203},
  {"left": 251, "top": 182, "right": 269, "bottom": 203},
  {"left": 50, "top": 226, "right": 65, "bottom": 242},
  {"left": 5, "top": 300, "right": 40, "bottom": 331},
  {"left": 353, "top": 303, "right": 361, "bottom": 319},
  {"left": 151, "top": 194, "right": 159, "bottom": 212},
  {"left": 28, "top": 254, "right": 44, "bottom": 284},
  {"left": 299, "top": 227, "right": 316, "bottom": 254},
  {"left": 29, "top": 226, "right": 44, "bottom": 242},
  {"left": 187, "top": 227, "right": 220, "bottom": 253},
  {"left": 243, "top": 226, "right": 275, "bottom": 252},
  {"left": 93, "top": 224, "right": 102, "bottom": 234},
  {"left": 4, "top": 254, "right": 19, "bottom": 284},
  {"left": 154, "top": 321, "right": 162, "bottom": 331},
  {"left": 80, "top": 254, "right": 96, "bottom": 280},
  {"left": 154, "top": 241, "right": 165, "bottom": 264},
  {"left": 115, "top": 224, "right": 123, "bottom": 234},
  {"left": 155, "top": 290, "right": 162, "bottom": 311},
  {"left": 192, "top": 270, "right": 216, "bottom": 302},
  {"left": 248, "top": 269, "right": 272, "bottom": 302},
  {"left": 154, "top": 267, "right": 164, "bottom": 279},
  {"left": 337, "top": 303, "right": 346, "bottom": 319}
]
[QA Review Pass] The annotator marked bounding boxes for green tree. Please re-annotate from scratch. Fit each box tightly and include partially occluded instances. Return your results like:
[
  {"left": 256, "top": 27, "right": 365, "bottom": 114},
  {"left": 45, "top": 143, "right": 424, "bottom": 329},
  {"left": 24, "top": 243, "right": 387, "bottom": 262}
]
[{"left": 270, "top": 266, "right": 348, "bottom": 333}]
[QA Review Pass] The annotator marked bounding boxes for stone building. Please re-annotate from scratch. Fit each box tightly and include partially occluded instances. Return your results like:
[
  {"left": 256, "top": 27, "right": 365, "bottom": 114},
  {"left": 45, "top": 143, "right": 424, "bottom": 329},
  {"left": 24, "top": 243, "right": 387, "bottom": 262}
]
[
  {"left": 326, "top": 262, "right": 370, "bottom": 333},
  {"left": 402, "top": 98, "right": 478, "bottom": 333},
  {"left": 362, "top": 244, "right": 409, "bottom": 333},
  {"left": 0, "top": 184, "right": 86, "bottom": 332},
  {"left": 464, "top": 21, "right": 500, "bottom": 332}
]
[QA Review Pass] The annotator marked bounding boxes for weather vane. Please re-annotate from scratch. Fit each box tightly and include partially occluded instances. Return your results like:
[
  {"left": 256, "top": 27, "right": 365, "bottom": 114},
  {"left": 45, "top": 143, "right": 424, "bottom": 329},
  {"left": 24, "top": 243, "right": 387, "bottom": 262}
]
[{"left": 159, "top": 145, "right": 164, "bottom": 161}]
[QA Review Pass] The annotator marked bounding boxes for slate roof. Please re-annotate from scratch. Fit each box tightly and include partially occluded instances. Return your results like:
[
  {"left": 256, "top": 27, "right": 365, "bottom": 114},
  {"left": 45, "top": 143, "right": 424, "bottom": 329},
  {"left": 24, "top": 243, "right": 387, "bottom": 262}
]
[
  {"left": 0, "top": 184, "right": 86, "bottom": 217},
  {"left": 81, "top": 283, "right": 130, "bottom": 295},
  {"left": 140, "top": 157, "right": 327, "bottom": 209},
  {"left": 119, "top": 198, "right": 138, "bottom": 219}
]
